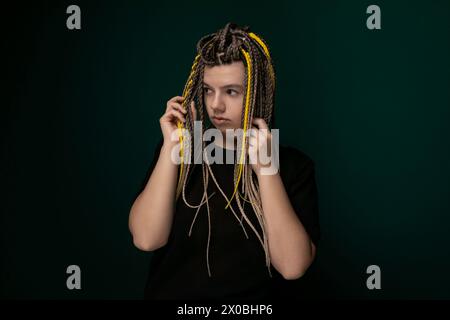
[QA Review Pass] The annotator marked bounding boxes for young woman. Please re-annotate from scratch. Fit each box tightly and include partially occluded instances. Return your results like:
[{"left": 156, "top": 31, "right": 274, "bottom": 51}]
[{"left": 129, "top": 23, "right": 320, "bottom": 300}]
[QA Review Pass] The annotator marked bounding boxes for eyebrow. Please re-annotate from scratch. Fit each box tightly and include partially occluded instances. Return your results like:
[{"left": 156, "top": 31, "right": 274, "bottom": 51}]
[{"left": 203, "top": 82, "right": 244, "bottom": 90}]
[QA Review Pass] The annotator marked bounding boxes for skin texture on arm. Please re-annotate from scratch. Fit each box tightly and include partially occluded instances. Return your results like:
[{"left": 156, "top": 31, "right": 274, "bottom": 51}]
[
  {"left": 129, "top": 97, "right": 195, "bottom": 251},
  {"left": 129, "top": 25, "right": 319, "bottom": 284},
  {"left": 250, "top": 118, "right": 316, "bottom": 280},
  {"left": 128, "top": 143, "right": 178, "bottom": 251},
  {"left": 164, "top": 25, "right": 285, "bottom": 276},
  {"left": 257, "top": 171, "right": 316, "bottom": 279}
]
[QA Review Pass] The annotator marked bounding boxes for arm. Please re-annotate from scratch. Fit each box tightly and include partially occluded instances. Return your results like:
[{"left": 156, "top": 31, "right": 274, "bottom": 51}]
[
  {"left": 129, "top": 96, "right": 194, "bottom": 251},
  {"left": 257, "top": 171, "right": 316, "bottom": 280},
  {"left": 249, "top": 118, "right": 316, "bottom": 279},
  {"left": 128, "top": 143, "right": 179, "bottom": 251}
]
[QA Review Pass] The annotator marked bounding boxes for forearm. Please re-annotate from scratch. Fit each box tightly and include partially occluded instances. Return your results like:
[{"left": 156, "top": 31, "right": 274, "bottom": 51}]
[
  {"left": 257, "top": 172, "right": 315, "bottom": 279},
  {"left": 129, "top": 144, "right": 179, "bottom": 251}
]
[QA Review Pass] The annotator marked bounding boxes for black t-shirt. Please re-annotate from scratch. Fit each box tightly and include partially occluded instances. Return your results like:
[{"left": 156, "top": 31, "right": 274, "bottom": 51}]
[{"left": 136, "top": 138, "right": 320, "bottom": 300}]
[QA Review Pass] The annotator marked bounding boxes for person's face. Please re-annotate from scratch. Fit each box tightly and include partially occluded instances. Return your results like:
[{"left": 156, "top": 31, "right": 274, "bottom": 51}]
[{"left": 203, "top": 61, "right": 245, "bottom": 134}]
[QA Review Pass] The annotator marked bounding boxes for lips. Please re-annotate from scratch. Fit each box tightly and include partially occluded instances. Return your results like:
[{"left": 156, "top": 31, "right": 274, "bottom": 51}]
[{"left": 212, "top": 116, "right": 229, "bottom": 123}]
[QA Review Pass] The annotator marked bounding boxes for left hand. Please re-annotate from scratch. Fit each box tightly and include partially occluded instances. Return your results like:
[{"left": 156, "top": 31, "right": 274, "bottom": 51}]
[{"left": 248, "top": 118, "right": 273, "bottom": 176}]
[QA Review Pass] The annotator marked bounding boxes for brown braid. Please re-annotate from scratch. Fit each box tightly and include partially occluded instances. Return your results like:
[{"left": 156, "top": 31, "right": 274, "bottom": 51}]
[{"left": 176, "top": 23, "right": 277, "bottom": 277}]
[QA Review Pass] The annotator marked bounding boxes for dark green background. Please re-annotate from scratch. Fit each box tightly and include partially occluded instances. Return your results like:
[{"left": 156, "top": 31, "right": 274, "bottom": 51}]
[{"left": 2, "top": 0, "right": 450, "bottom": 299}]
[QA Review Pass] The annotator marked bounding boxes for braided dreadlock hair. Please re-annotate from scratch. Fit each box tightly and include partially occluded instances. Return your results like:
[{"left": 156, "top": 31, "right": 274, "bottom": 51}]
[{"left": 175, "top": 23, "right": 276, "bottom": 277}]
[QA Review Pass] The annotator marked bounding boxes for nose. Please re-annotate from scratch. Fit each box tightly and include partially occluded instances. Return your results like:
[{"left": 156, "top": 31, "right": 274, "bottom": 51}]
[{"left": 210, "top": 92, "right": 226, "bottom": 114}]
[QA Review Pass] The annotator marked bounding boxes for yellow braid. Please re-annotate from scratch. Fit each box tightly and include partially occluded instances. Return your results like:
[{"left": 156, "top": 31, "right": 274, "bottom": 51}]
[
  {"left": 249, "top": 32, "right": 275, "bottom": 83},
  {"left": 225, "top": 49, "right": 251, "bottom": 209},
  {"left": 249, "top": 33, "right": 270, "bottom": 58},
  {"left": 176, "top": 55, "right": 201, "bottom": 198}
]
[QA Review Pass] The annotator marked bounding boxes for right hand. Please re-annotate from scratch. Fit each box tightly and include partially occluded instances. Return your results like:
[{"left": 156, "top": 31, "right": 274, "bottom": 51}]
[{"left": 160, "top": 96, "right": 197, "bottom": 147}]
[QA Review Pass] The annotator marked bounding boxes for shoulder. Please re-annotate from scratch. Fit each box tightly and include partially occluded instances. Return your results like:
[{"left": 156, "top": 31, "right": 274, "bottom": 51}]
[
  {"left": 277, "top": 144, "right": 316, "bottom": 189},
  {"left": 279, "top": 144, "right": 315, "bottom": 172}
]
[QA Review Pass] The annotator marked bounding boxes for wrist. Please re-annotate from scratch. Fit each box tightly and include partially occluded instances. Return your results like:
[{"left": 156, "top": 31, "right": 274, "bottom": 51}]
[
  {"left": 161, "top": 143, "right": 179, "bottom": 166},
  {"left": 256, "top": 166, "right": 280, "bottom": 180}
]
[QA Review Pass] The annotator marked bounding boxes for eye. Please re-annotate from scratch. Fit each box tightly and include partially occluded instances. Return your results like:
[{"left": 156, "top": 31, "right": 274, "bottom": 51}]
[
  {"left": 203, "top": 87, "right": 212, "bottom": 95},
  {"left": 227, "top": 89, "right": 239, "bottom": 96}
]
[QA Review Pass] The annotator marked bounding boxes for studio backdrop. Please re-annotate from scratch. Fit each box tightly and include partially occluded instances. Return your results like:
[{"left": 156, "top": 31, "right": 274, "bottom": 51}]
[{"left": 2, "top": 0, "right": 450, "bottom": 299}]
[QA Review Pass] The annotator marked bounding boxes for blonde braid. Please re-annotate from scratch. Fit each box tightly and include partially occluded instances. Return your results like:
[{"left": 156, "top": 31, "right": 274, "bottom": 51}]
[{"left": 174, "top": 23, "right": 277, "bottom": 278}]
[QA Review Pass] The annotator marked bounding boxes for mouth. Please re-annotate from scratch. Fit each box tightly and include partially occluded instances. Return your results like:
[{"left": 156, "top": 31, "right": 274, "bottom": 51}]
[{"left": 212, "top": 116, "right": 230, "bottom": 124}]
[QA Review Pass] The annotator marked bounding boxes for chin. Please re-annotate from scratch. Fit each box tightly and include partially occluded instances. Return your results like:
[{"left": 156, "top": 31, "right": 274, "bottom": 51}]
[{"left": 216, "top": 124, "right": 238, "bottom": 132}]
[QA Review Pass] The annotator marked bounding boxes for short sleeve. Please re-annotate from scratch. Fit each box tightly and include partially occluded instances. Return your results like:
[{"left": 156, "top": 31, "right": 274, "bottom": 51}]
[{"left": 282, "top": 149, "right": 321, "bottom": 247}]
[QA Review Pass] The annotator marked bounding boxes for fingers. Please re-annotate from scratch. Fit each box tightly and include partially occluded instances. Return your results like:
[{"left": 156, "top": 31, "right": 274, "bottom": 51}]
[
  {"left": 248, "top": 130, "right": 258, "bottom": 147},
  {"left": 190, "top": 101, "right": 197, "bottom": 121},
  {"left": 169, "top": 96, "right": 185, "bottom": 103},
  {"left": 163, "top": 96, "right": 201, "bottom": 128},
  {"left": 248, "top": 118, "right": 271, "bottom": 149},
  {"left": 162, "top": 109, "right": 186, "bottom": 124},
  {"left": 167, "top": 100, "right": 187, "bottom": 114},
  {"left": 167, "top": 96, "right": 186, "bottom": 112},
  {"left": 252, "top": 118, "right": 268, "bottom": 130},
  {"left": 166, "top": 96, "right": 188, "bottom": 126}
]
